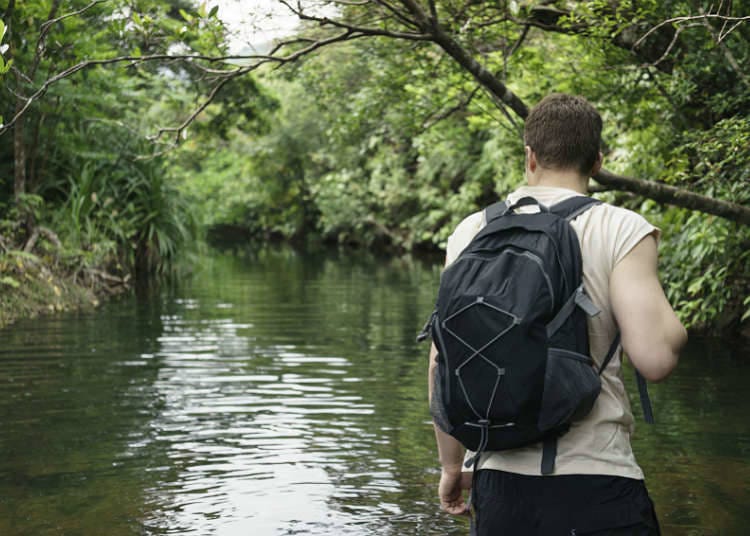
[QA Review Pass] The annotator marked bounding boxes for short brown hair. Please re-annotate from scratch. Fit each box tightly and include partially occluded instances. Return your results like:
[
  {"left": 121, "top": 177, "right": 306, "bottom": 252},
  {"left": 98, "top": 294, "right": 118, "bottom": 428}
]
[{"left": 524, "top": 93, "right": 602, "bottom": 174}]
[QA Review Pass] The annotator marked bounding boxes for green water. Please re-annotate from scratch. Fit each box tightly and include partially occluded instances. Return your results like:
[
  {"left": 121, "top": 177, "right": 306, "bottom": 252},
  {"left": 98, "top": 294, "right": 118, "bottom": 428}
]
[{"left": 0, "top": 246, "right": 748, "bottom": 535}]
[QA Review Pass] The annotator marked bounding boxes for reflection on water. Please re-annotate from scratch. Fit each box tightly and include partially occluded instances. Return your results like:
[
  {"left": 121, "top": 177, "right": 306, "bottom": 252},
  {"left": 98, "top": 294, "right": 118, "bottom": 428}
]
[{"left": 0, "top": 245, "right": 748, "bottom": 535}]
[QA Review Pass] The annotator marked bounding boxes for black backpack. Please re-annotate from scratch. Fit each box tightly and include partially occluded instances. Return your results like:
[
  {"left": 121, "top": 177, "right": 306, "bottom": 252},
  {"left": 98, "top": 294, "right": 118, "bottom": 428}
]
[{"left": 418, "top": 196, "right": 653, "bottom": 475}]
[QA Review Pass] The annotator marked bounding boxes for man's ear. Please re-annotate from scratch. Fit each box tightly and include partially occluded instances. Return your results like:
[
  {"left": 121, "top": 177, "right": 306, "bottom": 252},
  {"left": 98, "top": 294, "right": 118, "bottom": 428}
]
[
  {"left": 525, "top": 146, "right": 537, "bottom": 174},
  {"left": 590, "top": 151, "right": 603, "bottom": 176}
]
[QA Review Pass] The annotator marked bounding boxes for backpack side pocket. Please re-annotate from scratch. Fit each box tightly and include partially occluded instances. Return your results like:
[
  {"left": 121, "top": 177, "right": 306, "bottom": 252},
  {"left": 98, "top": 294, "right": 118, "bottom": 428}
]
[
  {"left": 430, "top": 360, "right": 453, "bottom": 434},
  {"left": 538, "top": 348, "right": 601, "bottom": 432}
]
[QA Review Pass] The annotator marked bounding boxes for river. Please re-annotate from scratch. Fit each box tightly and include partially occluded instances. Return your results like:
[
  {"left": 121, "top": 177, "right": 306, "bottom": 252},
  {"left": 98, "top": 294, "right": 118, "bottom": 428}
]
[{"left": 0, "top": 245, "right": 748, "bottom": 535}]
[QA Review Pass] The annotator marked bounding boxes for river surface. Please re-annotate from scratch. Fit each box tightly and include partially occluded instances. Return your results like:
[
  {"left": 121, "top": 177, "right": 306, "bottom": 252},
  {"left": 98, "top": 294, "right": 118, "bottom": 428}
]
[{"left": 0, "top": 246, "right": 748, "bottom": 535}]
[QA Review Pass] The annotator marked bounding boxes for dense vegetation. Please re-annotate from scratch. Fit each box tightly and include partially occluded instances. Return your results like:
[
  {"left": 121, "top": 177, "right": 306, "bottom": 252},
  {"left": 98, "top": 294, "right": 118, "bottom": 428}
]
[
  {"left": 0, "top": 1, "right": 266, "bottom": 322},
  {"left": 1, "top": 1, "right": 748, "bottom": 333}
]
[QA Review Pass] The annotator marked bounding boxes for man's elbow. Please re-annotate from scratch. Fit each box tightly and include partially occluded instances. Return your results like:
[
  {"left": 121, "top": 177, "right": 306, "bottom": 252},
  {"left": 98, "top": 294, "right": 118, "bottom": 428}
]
[
  {"left": 636, "top": 350, "right": 679, "bottom": 382},
  {"left": 629, "top": 324, "right": 687, "bottom": 382}
]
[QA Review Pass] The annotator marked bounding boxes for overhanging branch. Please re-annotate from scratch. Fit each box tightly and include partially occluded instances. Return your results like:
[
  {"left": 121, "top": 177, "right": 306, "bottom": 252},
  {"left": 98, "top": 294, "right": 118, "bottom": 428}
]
[
  {"left": 392, "top": 0, "right": 750, "bottom": 225},
  {"left": 6, "top": 0, "right": 748, "bottom": 225},
  {"left": 0, "top": 25, "right": 402, "bottom": 137},
  {"left": 594, "top": 170, "right": 750, "bottom": 225},
  {"left": 276, "top": 0, "right": 430, "bottom": 40},
  {"left": 148, "top": 68, "right": 250, "bottom": 144},
  {"left": 0, "top": 53, "right": 270, "bottom": 134},
  {"left": 39, "top": 0, "right": 109, "bottom": 35}
]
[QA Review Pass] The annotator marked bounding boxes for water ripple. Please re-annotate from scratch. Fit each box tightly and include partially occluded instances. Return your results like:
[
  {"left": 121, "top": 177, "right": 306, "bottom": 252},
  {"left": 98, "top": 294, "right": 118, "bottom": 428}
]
[{"left": 1, "top": 250, "right": 746, "bottom": 535}]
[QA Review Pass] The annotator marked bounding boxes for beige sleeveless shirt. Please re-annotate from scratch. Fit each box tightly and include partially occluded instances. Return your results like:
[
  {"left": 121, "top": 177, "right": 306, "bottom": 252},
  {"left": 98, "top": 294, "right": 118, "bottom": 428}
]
[{"left": 446, "top": 185, "right": 658, "bottom": 479}]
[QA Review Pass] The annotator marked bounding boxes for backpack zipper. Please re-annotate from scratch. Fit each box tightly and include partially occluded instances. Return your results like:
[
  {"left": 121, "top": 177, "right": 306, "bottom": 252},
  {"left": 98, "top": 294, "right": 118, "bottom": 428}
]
[
  {"left": 549, "top": 347, "right": 594, "bottom": 365},
  {"left": 462, "top": 249, "right": 555, "bottom": 313}
]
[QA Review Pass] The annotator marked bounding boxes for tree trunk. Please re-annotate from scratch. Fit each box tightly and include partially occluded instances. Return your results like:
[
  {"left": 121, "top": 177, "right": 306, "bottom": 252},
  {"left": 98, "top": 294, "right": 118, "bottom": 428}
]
[
  {"left": 27, "top": 112, "right": 46, "bottom": 195},
  {"left": 5, "top": 1, "right": 24, "bottom": 204},
  {"left": 13, "top": 90, "right": 26, "bottom": 203}
]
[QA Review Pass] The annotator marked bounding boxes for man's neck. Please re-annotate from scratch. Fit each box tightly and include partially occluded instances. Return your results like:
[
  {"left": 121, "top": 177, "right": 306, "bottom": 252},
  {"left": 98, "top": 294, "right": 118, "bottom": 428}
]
[{"left": 526, "top": 170, "right": 589, "bottom": 195}]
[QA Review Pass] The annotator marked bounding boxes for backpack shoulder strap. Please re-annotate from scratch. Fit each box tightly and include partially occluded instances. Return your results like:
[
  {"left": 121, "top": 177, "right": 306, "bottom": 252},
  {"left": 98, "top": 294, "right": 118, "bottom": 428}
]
[
  {"left": 550, "top": 195, "right": 601, "bottom": 221},
  {"left": 599, "top": 333, "right": 656, "bottom": 424},
  {"left": 484, "top": 196, "right": 553, "bottom": 225},
  {"left": 483, "top": 200, "right": 508, "bottom": 224}
]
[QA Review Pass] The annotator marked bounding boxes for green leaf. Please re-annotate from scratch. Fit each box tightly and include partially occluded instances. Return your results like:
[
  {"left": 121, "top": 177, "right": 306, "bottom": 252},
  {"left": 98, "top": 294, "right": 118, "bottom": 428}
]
[
  {"left": 179, "top": 9, "right": 193, "bottom": 23},
  {"left": 209, "top": 5, "right": 219, "bottom": 18},
  {"left": 7, "top": 250, "right": 41, "bottom": 263},
  {"left": 0, "top": 57, "right": 11, "bottom": 75},
  {"left": 0, "top": 276, "right": 19, "bottom": 288}
]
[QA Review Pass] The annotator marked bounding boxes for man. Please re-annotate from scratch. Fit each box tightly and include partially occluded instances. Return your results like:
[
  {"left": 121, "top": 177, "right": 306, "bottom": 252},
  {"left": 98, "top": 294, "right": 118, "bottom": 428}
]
[{"left": 428, "top": 93, "right": 687, "bottom": 535}]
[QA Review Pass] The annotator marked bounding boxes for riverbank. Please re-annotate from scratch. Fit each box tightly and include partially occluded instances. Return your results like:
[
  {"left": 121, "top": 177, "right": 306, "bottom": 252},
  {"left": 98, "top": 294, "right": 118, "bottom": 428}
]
[
  {"left": 2, "top": 235, "right": 748, "bottom": 338},
  {"left": 0, "top": 239, "right": 130, "bottom": 330}
]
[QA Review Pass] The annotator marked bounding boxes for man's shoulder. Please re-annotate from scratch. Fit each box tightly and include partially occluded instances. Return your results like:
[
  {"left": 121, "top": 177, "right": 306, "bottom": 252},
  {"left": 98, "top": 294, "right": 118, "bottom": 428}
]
[
  {"left": 580, "top": 199, "right": 653, "bottom": 228},
  {"left": 446, "top": 210, "right": 485, "bottom": 266},
  {"left": 594, "top": 200, "right": 645, "bottom": 217},
  {"left": 580, "top": 201, "right": 660, "bottom": 267},
  {"left": 451, "top": 210, "right": 484, "bottom": 236}
]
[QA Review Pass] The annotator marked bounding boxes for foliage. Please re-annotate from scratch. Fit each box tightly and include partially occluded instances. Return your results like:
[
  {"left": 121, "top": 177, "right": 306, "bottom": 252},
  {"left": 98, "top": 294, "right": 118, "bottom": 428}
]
[
  {"left": 0, "top": 0, "right": 748, "bottom": 332},
  {"left": 189, "top": 1, "right": 748, "bottom": 332},
  {"left": 52, "top": 121, "right": 198, "bottom": 276},
  {"left": 645, "top": 205, "right": 750, "bottom": 330},
  {"left": 0, "top": 0, "right": 239, "bottom": 279},
  {"left": 0, "top": 20, "right": 11, "bottom": 92},
  {"left": 190, "top": 38, "right": 528, "bottom": 249}
]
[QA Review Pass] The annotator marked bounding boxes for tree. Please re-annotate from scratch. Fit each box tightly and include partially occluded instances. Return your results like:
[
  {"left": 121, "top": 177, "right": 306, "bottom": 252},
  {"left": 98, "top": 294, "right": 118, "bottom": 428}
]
[
  {"left": 205, "top": 1, "right": 746, "bottom": 330},
  {"left": 3, "top": 2, "right": 747, "bottom": 223},
  {"left": 263, "top": 0, "right": 748, "bottom": 225},
  {"left": 1, "top": 1, "right": 747, "bottom": 328},
  {"left": 0, "top": 0, "right": 254, "bottom": 276}
]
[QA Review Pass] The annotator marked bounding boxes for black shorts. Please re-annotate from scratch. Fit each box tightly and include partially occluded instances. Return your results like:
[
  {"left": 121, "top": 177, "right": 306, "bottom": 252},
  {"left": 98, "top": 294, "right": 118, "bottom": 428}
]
[{"left": 471, "top": 470, "right": 661, "bottom": 536}]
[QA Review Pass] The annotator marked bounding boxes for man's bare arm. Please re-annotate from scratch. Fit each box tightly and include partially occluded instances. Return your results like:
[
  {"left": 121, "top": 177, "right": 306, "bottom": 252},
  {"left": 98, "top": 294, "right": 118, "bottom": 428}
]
[
  {"left": 610, "top": 234, "right": 688, "bottom": 381},
  {"left": 428, "top": 343, "right": 465, "bottom": 471},
  {"left": 429, "top": 342, "right": 472, "bottom": 515}
]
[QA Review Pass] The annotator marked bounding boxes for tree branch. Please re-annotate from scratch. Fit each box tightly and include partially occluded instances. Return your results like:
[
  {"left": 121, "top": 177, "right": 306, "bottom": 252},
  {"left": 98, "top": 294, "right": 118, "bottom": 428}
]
[
  {"left": 593, "top": 170, "right": 750, "bottom": 225},
  {"left": 507, "top": 23, "right": 530, "bottom": 58},
  {"left": 370, "top": 0, "right": 421, "bottom": 30},
  {"left": 38, "top": 0, "right": 109, "bottom": 35},
  {"left": 427, "top": 0, "right": 438, "bottom": 24},
  {"left": 699, "top": 16, "right": 749, "bottom": 89},
  {"left": 148, "top": 69, "right": 246, "bottom": 144},
  {"left": 149, "top": 23, "right": 418, "bottom": 146},
  {"left": 392, "top": 0, "right": 750, "bottom": 225},
  {"left": 0, "top": 28, "right": 392, "bottom": 136},
  {"left": 633, "top": 12, "right": 750, "bottom": 50},
  {"left": 396, "top": 0, "right": 529, "bottom": 118},
  {"left": 29, "top": 0, "right": 62, "bottom": 79},
  {"left": 0, "top": 2, "right": 436, "bottom": 152},
  {"left": 0, "top": 52, "right": 275, "bottom": 130},
  {"left": 422, "top": 85, "right": 481, "bottom": 129},
  {"left": 276, "top": 0, "right": 431, "bottom": 41},
  {"left": 501, "top": 4, "right": 678, "bottom": 74}
]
